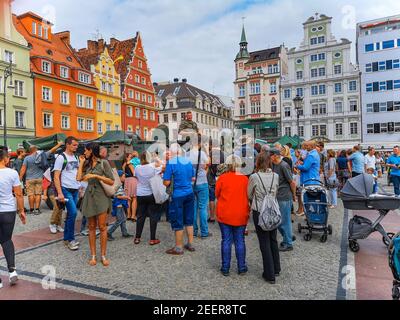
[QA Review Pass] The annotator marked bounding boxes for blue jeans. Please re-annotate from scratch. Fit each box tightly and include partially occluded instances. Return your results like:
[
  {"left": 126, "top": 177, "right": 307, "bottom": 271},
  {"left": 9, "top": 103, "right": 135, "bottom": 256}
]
[
  {"left": 218, "top": 223, "right": 247, "bottom": 273},
  {"left": 62, "top": 187, "right": 79, "bottom": 242},
  {"left": 392, "top": 175, "right": 400, "bottom": 196},
  {"left": 193, "top": 183, "right": 209, "bottom": 237},
  {"left": 108, "top": 207, "right": 128, "bottom": 236},
  {"left": 278, "top": 199, "right": 293, "bottom": 247},
  {"left": 329, "top": 188, "right": 337, "bottom": 206}
]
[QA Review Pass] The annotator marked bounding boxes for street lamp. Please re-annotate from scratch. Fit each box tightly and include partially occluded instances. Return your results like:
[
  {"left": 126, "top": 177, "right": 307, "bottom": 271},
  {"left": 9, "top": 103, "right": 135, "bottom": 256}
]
[
  {"left": 3, "top": 60, "right": 15, "bottom": 151},
  {"left": 293, "top": 95, "right": 303, "bottom": 148}
]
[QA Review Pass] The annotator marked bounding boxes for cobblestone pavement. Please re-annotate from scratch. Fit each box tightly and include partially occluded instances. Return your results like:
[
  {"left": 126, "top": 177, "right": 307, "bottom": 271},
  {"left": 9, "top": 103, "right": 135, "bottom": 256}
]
[{"left": 1, "top": 195, "right": 350, "bottom": 300}]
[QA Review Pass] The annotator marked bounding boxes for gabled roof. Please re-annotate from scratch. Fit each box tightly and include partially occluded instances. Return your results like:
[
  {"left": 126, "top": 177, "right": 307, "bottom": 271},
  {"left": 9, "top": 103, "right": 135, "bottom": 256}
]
[
  {"left": 246, "top": 47, "right": 281, "bottom": 64},
  {"left": 76, "top": 52, "right": 99, "bottom": 70},
  {"left": 107, "top": 37, "right": 137, "bottom": 81}
]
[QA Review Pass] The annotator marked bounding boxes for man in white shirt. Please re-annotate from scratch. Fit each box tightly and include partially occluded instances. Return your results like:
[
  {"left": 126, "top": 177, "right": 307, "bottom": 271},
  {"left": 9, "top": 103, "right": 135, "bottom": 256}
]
[{"left": 364, "top": 146, "right": 376, "bottom": 173}]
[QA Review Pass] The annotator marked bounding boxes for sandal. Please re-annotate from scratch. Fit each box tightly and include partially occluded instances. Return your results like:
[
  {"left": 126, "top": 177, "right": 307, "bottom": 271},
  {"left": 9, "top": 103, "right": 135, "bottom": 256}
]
[
  {"left": 101, "top": 256, "right": 110, "bottom": 267},
  {"left": 166, "top": 247, "right": 184, "bottom": 255},
  {"left": 89, "top": 256, "right": 97, "bottom": 266},
  {"left": 149, "top": 239, "right": 161, "bottom": 246},
  {"left": 134, "top": 238, "right": 141, "bottom": 244}
]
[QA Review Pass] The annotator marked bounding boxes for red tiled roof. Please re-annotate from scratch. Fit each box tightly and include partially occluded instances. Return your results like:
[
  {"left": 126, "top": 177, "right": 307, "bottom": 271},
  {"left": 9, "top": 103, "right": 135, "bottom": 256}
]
[{"left": 107, "top": 37, "right": 137, "bottom": 81}]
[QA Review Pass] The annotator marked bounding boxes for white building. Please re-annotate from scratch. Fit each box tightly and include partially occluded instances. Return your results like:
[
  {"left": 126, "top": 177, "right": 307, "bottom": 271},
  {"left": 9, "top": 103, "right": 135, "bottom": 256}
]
[
  {"left": 357, "top": 15, "right": 400, "bottom": 149},
  {"left": 281, "top": 13, "right": 361, "bottom": 149},
  {"left": 154, "top": 79, "right": 234, "bottom": 140}
]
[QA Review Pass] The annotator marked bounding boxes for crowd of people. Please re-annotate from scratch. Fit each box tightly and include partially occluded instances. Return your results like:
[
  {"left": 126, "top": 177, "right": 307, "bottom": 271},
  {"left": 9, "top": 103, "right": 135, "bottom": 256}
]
[{"left": 1, "top": 132, "right": 400, "bottom": 289}]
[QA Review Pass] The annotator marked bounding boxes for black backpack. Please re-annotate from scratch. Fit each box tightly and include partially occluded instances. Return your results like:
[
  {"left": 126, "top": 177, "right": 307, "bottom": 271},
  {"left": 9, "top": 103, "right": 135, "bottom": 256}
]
[{"left": 35, "top": 152, "right": 50, "bottom": 171}]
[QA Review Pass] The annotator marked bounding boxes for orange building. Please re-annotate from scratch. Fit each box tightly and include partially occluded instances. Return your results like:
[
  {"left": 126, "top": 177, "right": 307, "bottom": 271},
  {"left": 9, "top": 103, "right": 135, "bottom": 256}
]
[
  {"left": 108, "top": 33, "right": 158, "bottom": 140},
  {"left": 14, "top": 12, "right": 98, "bottom": 139}
]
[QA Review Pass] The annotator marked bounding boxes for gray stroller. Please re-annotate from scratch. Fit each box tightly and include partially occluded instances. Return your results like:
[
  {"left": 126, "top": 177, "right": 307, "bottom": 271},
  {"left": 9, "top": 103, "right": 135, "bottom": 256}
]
[{"left": 341, "top": 173, "right": 400, "bottom": 253}]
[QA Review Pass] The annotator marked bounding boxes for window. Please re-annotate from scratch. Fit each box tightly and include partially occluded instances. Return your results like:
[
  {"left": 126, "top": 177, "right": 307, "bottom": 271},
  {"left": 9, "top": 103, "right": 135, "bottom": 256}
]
[
  {"left": 127, "top": 106, "right": 133, "bottom": 117},
  {"left": 296, "top": 87, "right": 304, "bottom": 97},
  {"left": 135, "top": 92, "right": 140, "bottom": 100},
  {"left": 42, "top": 113, "right": 52, "bottom": 128},
  {"left": 285, "top": 127, "right": 292, "bottom": 136},
  {"left": 312, "top": 125, "right": 319, "bottom": 136},
  {"left": 141, "top": 78, "right": 146, "bottom": 85},
  {"left": 135, "top": 108, "right": 140, "bottom": 119},
  {"left": 42, "top": 61, "right": 51, "bottom": 73},
  {"left": 60, "top": 66, "right": 69, "bottom": 78},
  {"left": 273, "top": 64, "right": 279, "bottom": 73},
  {"left": 142, "top": 94, "right": 146, "bottom": 102},
  {"left": 349, "top": 80, "right": 357, "bottom": 92},
  {"left": 114, "top": 104, "right": 120, "bottom": 115},
  {"left": 32, "top": 22, "right": 37, "bottom": 35},
  {"left": 15, "top": 111, "right": 25, "bottom": 128},
  {"left": 365, "top": 43, "right": 374, "bottom": 52},
  {"left": 379, "top": 81, "right": 387, "bottom": 91},
  {"left": 350, "top": 122, "right": 358, "bottom": 135},
  {"left": 311, "top": 54, "right": 318, "bottom": 62},
  {"left": 270, "top": 82, "right": 277, "bottom": 94},
  {"left": 239, "top": 103, "right": 245, "bottom": 116},
  {"left": 43, "top": 26, "right": 48, "bottom": 39},
  {"left": 77, "top": 118, "right": 85, "bottom": 131},
  {"left": 60, "top": 91, "right": 69, "bottom": 105},
  {"left": 4, "top": 50, "right": 14, "bottom": 63},
  {"left": 284, "top": 89, "right": 291, "bottom": 99},
  {"left": 319, "top": 104, "right": 327, "bottom": 114},
  {"left": 312, "top": 104, "right": 319, "bottom": 115},
  {"left": 138, "top": 61, "right": 142, "bottom": 68},
  {"left": 86, "top": 97, "right": 93, "bottom": 109},
  {"left": 271, "top": 99, "right": 277, "bottom": 113},
  {"left": 163, "top": 114, "right": 169, "bottom": 123},
  {"left": 135, "top": 75, "right": 140, "bottom": 83},
  {"left": 101, "top": 81, "right": 107, "bottom": 92},
  {"left": 311, "top": 69, "right": 318, "bottom": 78},
  {"left": 298, "top": 126, "right": 304, "bottom": 137},
  {"left": 143, "top": 110, "right": 148, "bottom": 120},
  {"left": 136, "top": 127, "right": 141, "bottom": 136},
  {"left": 318, "top": 53, "right": 326, "bottom": 60},
  {"left": 250, "top": 82, "right": 260, "bottom": 94},
  {"left": 150, "top": 111, "right": 155, "bottom": 121},
  {"left": 394, "top": 80, "right": 400, "bottom": 89},
  {"left": 350, "top": 100, "right": 358, "bottom": 112},
  {"left": 106, "top": 102, "right": 111, "bottom": 113},
  {"left": 366, "top": 103, "right": 373, "bottom": 113},
  {"left": 311, "top": 85, "right": 318, "bottom": 96},
  {"left": 366, "top": 63, "right": 372, "bottom": 72},
  {"left": 97, "top": 100, "right": 102, "bottom": 112},
  {"left": 310, "top": 38, "right": 318, "bottom": 45},
  {"left": 76, "top": 94, "right": 84, "bottom": 108},
  {"left": 320, "top": 125, "right": 327, "bottom": 136},
  {"left": 98, "top": 123, "right": 103, "bottom": 134},
  {"left": 78, "top": 72, "right": 91, "bottom": 84},
  {"left": 367, "top": 124, "right": 374, "bottom": 134},
  {"left": 128, "top": 90, "right": 134, "bottom": 98},
  {"left": 284, "top": 107, "right": 291, "bottom": 118},
  {"left": 239, "top": 85, "right": 245, "bottom": 97},
  {"left": 172, "top": 113, "right": 177, "bottom": 122},
  {"left": 319, "top": 67, "right": 326, "bottom": 77},
  {"left": 86, "top": 119, "right": 93, "bottom": 131},
  {"left": 394, "top": 59, "right": 400, "bottom": 69},
  {"left": 148, "top": 95, "right": 153, "bottom": 103},
  {"left": 319, "top": 84, "right": 326, "bottom": 95},
  {"left": 382, "top": 40, "right": 395, "bottom": 49},
  {"left": 42, "top": 87, "right": 52, "bottom": 101},
  {"left": 38, "top": 25, "right": 42, "bottom": 37},
  {"left": 108, "top": 84, "right": 113, "bottom": 94},
  {"left": 296, "top": 71, "right": 303, "bottom": 80},
  {"left": 366, "top": 83, "right": 373, "bottom": 92},
  {"left": 14, "top": 80, "right": 24, "bottom": 97},
  {"left": 334, "top": 65, "right": 342, "bottom": 75},
  {"left": 318, "top": 36, "right": 325, "bottom": 44},
  {"left": 334, "top": 82, "right": 342, "bottom": 93},
  {"left": 61, "top": 115, "right": 70, "bottom": 129},
  {"left": 335, "top": 101, "right": 343, "bottom": 113},
  {"left": 335, "top": 123, "right": 343, "bottom": 136}
]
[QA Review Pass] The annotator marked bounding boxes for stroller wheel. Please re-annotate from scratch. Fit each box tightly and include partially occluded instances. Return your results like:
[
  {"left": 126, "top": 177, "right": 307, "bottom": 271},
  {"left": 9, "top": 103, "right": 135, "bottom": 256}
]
[
  {"left": 328, "top": 225, "right": 333, "bottom": 235},
  {"left": 304, "top": 234, "right": 312, "bottom": 241},
  {"left": 349, "top": 240, "right": 360, "bottom": 252},
  {"left": 320, "top": 234, "right": 328, "bottom": 243},
  {"left": 382, "top": 233, "right": 395, "bottom": 247},
  {"left": 392, "top": 286, "right": 400, "bottom": 300},
  {"left": 297, "top": 223, "right": 302, "bottom": 234}
]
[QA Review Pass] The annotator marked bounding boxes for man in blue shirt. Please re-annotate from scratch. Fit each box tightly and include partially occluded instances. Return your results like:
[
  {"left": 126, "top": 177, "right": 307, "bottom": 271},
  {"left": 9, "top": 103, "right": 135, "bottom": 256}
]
[
  {"left": 163, "top": 143, "right": 196, "bottom": 255},
  {"left": 348, "top": 145, "right": 365, "bottom": 178},
  {"left": 296, "top": 141, "right": 321, "bottom": 186},
  {"left": 386, "top": 146, "right": 400, "bottom": 196}
]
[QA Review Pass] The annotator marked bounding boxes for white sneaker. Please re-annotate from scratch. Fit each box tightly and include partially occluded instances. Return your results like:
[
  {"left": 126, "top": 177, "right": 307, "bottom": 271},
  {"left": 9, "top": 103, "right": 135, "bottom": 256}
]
[
  {"left": 49, "top": 224, "right": 57, "bottom": 234},
  {"left": 0, "top": 279, "right": 3, "bottom": 289},
  {"left": 56, "top": 225, "right": 64, "bottom": 233},
  {"left": 9, "top": 271, "right": 18, "bottom": 286}
]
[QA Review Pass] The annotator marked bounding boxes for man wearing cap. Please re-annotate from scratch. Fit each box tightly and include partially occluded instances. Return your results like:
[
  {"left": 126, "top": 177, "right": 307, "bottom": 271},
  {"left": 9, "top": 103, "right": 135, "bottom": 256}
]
[
  {"left": 270, "top": 148, "right": 297, "bottom": 252},
  {"left": 295, "top": 141, "right": 321, "bottom": 186}
]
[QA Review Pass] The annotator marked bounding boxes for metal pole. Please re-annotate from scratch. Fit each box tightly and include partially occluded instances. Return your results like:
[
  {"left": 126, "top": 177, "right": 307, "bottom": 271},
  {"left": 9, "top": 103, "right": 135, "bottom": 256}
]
[
  {"left": 297, "top": 110, "right": 300, "bottom": 148},
  {"left": 3, "top": 70, "right": 7, "bottom": 151}
]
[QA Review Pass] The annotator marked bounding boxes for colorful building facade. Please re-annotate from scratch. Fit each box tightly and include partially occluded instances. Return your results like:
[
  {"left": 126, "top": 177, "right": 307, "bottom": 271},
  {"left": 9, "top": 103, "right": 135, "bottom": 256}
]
[
  {"left": 0, "top": 0, "right": 35, "bottom": 150},
  {"left": 77, "top": 39, "right": 122, "bottom": 137},
  {"left": 15, "top": 11, "right": 98, "bottom": 140},
  {"left": 108, "top": 33, "right": 158, "bottom": 140}
]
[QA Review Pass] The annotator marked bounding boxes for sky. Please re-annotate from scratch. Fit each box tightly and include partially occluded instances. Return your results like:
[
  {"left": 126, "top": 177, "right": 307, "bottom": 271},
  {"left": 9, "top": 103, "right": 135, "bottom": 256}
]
[{"left": 13, "top": 0, "right": 400, "bottom": 97}]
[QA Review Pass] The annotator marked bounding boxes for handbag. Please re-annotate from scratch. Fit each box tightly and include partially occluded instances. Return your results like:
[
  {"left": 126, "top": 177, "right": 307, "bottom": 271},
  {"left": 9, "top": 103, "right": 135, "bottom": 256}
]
[
  {"left": 100, "top": 160, "right": 122, "bottom": 197},
  {"left": 150, "top": 172, "right": 169, "bottom": 204}
]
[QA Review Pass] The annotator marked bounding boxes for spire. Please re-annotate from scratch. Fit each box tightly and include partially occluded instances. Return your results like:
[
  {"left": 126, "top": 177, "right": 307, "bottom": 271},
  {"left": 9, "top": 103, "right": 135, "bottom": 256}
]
[{"left": 236, "top": 22, "right": 249, "bottom": 60}]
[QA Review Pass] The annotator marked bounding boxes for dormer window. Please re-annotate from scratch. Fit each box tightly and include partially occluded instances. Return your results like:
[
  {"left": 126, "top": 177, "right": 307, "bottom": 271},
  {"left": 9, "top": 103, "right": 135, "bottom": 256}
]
[
  {"left": 38, "top": 25, "right": 42, "bottom": 37},
  {"left": 42, "top": 60, "right": 51, "bottom": 74},
  {"left": 60, "top": 66, "right": 69, "bottom": 79},
  {"left": 44, "top": 26, "right": 49, "bottom": 39},
  {"left": 79, "top": 72, "right": 91, "bottom": 84},
  {"left": 32, "top": 22, "right": 37, "bottom": 35}
]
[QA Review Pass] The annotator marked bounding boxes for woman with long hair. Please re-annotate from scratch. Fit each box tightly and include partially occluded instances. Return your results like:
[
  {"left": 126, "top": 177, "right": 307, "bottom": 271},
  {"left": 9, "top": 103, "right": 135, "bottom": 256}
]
[
  {"left": 280, "top": 145, "right": 293, "bottom": 170},
  {"left": 336, "top": 150, "right": 350, "bottom": 192},
  {"left": 0, "top": 150, "right": 26, "bottom": 288},
  {"left": 77, "top": 143, "right": 114, "bottom": 266},
  {"left": 122, "top": 153, "right": 137, "bottom": 222},
  {"left": 248, "top": 152, "right": 280, "bottom": 284}
]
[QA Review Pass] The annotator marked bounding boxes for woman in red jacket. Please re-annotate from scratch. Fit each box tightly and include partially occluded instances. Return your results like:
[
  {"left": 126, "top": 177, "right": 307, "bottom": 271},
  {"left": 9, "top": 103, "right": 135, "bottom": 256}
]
[{"left": 215, "top": 155, "right": 250, "bottom": 276}]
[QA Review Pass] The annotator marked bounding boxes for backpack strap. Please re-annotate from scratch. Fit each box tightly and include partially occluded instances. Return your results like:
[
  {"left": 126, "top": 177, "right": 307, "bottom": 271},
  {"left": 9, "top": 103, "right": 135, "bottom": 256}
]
[{"left": 256, "top": 172, "right": 274, "bottom": 195}]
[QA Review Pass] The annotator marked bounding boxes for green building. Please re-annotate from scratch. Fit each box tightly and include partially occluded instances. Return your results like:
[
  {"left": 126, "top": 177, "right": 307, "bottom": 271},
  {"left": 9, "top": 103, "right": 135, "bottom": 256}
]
[{"left": 0, "top": 0, "right": 35, "bottom": 150}]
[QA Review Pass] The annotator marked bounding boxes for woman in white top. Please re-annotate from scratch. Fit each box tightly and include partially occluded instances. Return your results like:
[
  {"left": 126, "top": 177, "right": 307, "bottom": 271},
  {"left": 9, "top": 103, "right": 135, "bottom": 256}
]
[
  {"left": 134, "top": 152, "right": 162, "bottom": 245},
  {"left": 0, "top": 149, "right": 26, "bottom": 289}
]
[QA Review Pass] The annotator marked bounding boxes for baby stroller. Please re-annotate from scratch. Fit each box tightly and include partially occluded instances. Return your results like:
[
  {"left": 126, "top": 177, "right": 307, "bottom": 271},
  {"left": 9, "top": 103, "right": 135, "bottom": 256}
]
[
  {"left": 297, "top": 179, "right": 332, "bottom": 243},
  {"left": 341, "top": 173, "right": 400, "bottom": 253},
  {"left": 389, "top": 232, "right": 400, "bottom": 300}
]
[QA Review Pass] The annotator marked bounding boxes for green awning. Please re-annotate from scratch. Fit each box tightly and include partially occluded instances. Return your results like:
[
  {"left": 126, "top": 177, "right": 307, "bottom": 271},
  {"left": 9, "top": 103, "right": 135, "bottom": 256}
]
[
  {"left": 238, "top": 122, "right": 278, "bottom": 130},
  {"left": 237, "top": 123, "right": 253, "bottom": 129},
  {"left": 259, "top": 122, "right": 277, "bottom": 129}
]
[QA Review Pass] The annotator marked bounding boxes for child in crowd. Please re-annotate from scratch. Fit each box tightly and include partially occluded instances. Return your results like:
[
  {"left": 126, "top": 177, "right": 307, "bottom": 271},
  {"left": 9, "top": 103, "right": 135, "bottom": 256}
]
[
  {"left": 107, "top": 170, "right": 133, "bottom": 240},
  {"left": 130, "top": 151, "right": 141, "bottom": 168},
  {"left": 366, "top": 167, "right": 379, "bottom": 193}
]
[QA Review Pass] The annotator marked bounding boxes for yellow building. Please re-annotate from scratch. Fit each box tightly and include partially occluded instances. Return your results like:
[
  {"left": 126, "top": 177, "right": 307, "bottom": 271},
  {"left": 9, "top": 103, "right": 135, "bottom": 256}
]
[{"left": 77, "top": 39, "right": 122, "bottom": 135}]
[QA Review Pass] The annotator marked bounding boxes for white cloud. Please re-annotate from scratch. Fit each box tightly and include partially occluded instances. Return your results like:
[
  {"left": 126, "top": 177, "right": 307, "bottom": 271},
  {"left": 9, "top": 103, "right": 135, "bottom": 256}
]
[{"left": 12, "top": 0, "right": 400, "bottom": 97}]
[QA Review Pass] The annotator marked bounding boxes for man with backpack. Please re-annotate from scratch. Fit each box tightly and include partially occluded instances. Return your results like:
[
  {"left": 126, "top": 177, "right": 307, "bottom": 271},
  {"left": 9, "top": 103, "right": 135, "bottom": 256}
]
[
  {"left": 53, "top": 137, "right": 81, "bottom": 251},
  {"left": 270, "top": 148, "right": 297, "bottom": 252},
  {"left": 19, "top": 142, "right": 63, "bottom": 215}
]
